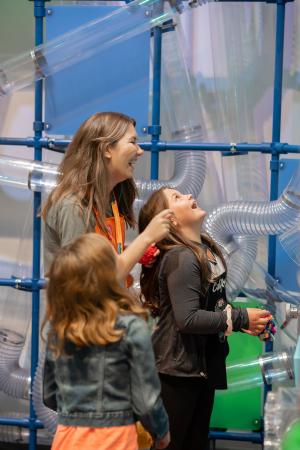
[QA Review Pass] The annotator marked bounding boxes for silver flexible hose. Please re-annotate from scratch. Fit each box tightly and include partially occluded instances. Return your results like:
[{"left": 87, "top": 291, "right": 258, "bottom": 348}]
[
  {"left": 0, "top": 329, "right": 30, "bottom": 400},
  {"left": 205, "top": 166, "right": 300, "bottom": 296},
  {"left": 32, "top": 351, "right": 57, "bottom": 435}
]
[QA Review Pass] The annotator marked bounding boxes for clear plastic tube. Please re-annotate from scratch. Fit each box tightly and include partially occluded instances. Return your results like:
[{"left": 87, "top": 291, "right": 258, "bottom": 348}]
[
  {"left": 0, "top": 16, "right": 208, "bottom": 207},
  {"left": 136, "top": 12, "right": 207, "bottom": 205},
  {"left": 0, "top": 156, "right": 59, "bottom": 193},
  {"left": 226, "top": 235, "right": 257, "bottom": 299},
  {"left": 0, "top": 0, "right": 175, "bottom": 97},
  {"left": 203, "top": 2, "right": 275, "bottom": 143},
  {"left": 279, "top": 225, "right": 300, "bottom": 267},
  {"left": 264, "top": 387, "right": 300, "bottom": 450},
  {"left": 226, "top": 350, "right": 294, "bottom": 393},
  {"left": 244, "top": 260, "right": 300, "bottom": 307},
  {"left": 259, "top": 350, "right": 295, "bottom": 385},
  {"left": 232, "top": 153, "right": 269, "bottom": 202}
]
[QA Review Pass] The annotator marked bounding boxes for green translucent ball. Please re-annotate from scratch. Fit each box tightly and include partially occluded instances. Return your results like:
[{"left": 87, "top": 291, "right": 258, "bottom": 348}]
[{"left": 282, "top": 419, "right": 300, "bottom": 450}]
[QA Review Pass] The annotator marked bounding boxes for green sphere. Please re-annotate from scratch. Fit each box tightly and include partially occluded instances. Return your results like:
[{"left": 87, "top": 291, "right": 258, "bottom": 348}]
[{"left": 282, "top": 419, "right": 300, "bottom": 450}]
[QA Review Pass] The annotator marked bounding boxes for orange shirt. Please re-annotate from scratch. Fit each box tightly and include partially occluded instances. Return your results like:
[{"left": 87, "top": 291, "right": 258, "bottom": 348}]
[
  {"left": 95, "top": 215, "right": 126, "bottom": 254},
  {"left": 94, "top": 213, "right": 133, "bottom": 287},
  {"left": 51, "top": 424, "right": 138, "bottom": 450}
]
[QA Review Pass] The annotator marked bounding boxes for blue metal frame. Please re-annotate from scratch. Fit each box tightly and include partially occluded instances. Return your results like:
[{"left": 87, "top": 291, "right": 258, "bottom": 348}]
[{"left": 0, "top": 0, "right": 298, "bottom": 448}]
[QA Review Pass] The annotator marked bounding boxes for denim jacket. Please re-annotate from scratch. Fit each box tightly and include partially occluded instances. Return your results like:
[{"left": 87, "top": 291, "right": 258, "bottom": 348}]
[{"left": 43, "top": 314, "right": 169, "bottom": 440}]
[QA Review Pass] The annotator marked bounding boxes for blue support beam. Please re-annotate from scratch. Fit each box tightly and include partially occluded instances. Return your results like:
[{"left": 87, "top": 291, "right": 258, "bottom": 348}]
[
  {"left": 150, "top": 25, "right": 163, "bottom": 180},
  {"left": 265, "top": 0, "right": 287, "bottom": 402},
  {"left": 268, "top": 0, "right": 286, "bottom": 278},
  {"left": 1, "top": 137, "right": 300, "bottom": 154},
  {"left": 29, "top": 2, "right": 46, "bottom": 449},
  {"left": 0, "top": 278, "right": 46, "bottom": 290},
  {"left": 209, "top": 430, "right": 263, "bottom": 443},
  {"left": 0, "top": 418, "right": 43, "bottom": 428}
]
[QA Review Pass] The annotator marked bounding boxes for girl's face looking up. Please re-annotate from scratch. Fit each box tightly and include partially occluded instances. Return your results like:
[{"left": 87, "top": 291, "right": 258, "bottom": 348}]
[{"left": 163, "top": 188, "right": 206, "bottom": 228}]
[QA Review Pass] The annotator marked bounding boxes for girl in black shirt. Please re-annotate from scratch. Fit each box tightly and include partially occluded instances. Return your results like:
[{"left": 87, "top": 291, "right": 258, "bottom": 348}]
[{"left": 139, "top": 187, "right": 271, "bottom": 450}]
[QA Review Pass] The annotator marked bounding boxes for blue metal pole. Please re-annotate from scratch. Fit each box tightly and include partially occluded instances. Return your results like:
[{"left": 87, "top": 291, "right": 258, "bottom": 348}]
[
  {"left": 1, "top": 137, "right": 300, "bottom": 154},
  {"left": 29, "top": 1, "right": 46, "bottom": 449},
  {"left": 0, "top": 418, "right": 43, "bottom": 428},
  {"left": 150, "top": 25, "right": 162, "bottom": 180},
  {"left": 0, "top": 278, "right": 46, "bottom": 289},
  {"left": 265, "top": 0, "right": 286, "bottom": 404},
  {"left": 209, "top": 431, "right": 263, "bottom": 443},
  {"left": 269, "top": 0, "right": 285, "bottom": 276}
]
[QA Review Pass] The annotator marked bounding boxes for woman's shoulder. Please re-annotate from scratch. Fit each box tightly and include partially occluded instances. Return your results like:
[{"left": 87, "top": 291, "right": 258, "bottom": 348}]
[
  {"left": 48, "top": 194, "right": 84, "bottom": 218},
  {"left": 57, "top": 194, "right": 83, "bottom": 209}
]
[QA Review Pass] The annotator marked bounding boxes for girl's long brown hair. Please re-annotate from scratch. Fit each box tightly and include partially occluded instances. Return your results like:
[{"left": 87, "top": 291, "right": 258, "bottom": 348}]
[
  {"left": 41, "top": 112, "right": 138, "bottom": 230},
  {"left": 42, "top": 233, "right": 147, "bottom": 357},
  {"left": 138, "top": 188, "right": 227, "bottom": 317}
]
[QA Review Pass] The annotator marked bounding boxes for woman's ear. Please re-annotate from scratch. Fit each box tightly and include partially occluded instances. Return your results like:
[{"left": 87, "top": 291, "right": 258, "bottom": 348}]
[{"left": 104, "top": 146, "right": 112, "bottom": 160}]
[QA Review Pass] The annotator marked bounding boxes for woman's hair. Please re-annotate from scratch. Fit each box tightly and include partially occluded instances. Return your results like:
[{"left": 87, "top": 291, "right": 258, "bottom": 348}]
[
  {"left": 41, "top": 111, "right": 138, "bottom": 230},
  {"left": 42, "top": 233, "right": 147, "bottom": 357},
  {"left": 138, "top": 188, "right": 227, "bottom": 317}
]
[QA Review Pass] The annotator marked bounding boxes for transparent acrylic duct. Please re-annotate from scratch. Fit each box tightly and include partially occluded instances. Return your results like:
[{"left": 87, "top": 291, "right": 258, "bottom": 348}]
[
  {"left": 226, "top": 349, "right": 294, "bottom": 393},
  {"left": 264, "top": 387, "right": 300, "bottom": 450},
  {"left": 0, "top": 0, "right": 175, "bottom": 97},
  {"left": 0, "top": 156, "right": 59, "bottom": 193},
  {"left": 135, "top": 9, "right": 207, "bottom": 206},
  {"left": 279, "top": 225, "right": 300, "bottom": 267}
]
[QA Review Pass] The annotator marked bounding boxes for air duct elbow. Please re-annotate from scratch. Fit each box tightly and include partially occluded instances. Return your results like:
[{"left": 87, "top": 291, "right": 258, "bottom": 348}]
[{"left": 0, "top": 329, "right": 30, "bottom": 400}]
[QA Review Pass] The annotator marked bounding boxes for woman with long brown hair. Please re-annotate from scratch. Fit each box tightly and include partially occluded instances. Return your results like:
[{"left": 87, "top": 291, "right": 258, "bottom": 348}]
[
  {"left": 139, "top": 187, "right": 271, "bottom": 450},
  {"left": 42, "top": 111, "right": 171, "bottom": 280},
  {"left": 43, "top": 233, "right": 170, "bottom": 450}
]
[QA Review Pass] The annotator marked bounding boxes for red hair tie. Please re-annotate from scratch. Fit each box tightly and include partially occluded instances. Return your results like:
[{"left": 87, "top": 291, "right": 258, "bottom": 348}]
[{"left": 139, "top": 245, "right": 158, "bottom": 266}]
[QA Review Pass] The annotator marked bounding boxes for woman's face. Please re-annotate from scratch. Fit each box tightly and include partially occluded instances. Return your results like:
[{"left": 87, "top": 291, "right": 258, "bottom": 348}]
[
  {"left": 105, "top": 123, "right": 144, "bottom": 187},
  {"left": 163, "top": 188, "right": 206, "bottom": 227}
]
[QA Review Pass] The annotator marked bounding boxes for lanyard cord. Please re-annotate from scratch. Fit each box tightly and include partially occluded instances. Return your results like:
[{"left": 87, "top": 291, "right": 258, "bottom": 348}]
[
  {"left": 111, "top": 194, "right": 123, "bottom": 255},
  {"left": 93, "top": 193, "right": 123, "bottom": 255}
]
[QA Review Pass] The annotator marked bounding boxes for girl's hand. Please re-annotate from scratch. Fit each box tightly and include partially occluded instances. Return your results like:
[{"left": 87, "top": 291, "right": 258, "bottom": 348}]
[
  {"left": 143, "top": 209, "right": 173, "bottom": 244},
  {"left": 155, "top": 431, "right": 171, "bottom": 449},
  {"left": 243, "top": 308, "right": 272, "bottom": 335}
]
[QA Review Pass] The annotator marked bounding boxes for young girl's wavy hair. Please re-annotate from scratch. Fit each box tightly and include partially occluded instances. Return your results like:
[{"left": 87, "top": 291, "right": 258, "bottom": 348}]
[
  {"left": 138, "top": 188, "right": 227, "bottom": 317},
  {"left": 42, "top": 233, "right": 147, "bottom": 357}
]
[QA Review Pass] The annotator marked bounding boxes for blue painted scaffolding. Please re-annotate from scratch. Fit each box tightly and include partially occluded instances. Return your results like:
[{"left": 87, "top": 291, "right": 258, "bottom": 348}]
[{"left": 0, "top": 0, "right": 299, "bottom": 448}]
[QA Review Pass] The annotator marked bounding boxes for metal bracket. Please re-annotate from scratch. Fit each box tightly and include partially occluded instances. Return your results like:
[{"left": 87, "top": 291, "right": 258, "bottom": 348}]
[
  {"left": 28, "top": 1, "right": 47, "bottom": 18},
  {"left": 269, "top": 159, "right": 281, "bottom": 171},
  {"left": 145, "top": 125, "right": 162, "bottom": 136},
  {"left": 33, "top": 121, "right": 44, "bottom": 132}
]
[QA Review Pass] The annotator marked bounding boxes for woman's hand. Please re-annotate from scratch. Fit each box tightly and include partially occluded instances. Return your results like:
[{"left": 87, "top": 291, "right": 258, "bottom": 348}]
[
  {"left": 142, "top": 209, "right": 173, "bottom": 245},
  {"left": 243, "top": 308, "right": 272, "bottom": 335},
  {"left": 155, "top": 431, "right": 171, "bottom": 449},
  {"left": 118, "top": 210, "right": 173, "bottom": 282}
]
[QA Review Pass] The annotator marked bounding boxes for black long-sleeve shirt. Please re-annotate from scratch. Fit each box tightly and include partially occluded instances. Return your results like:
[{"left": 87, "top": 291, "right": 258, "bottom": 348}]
[{"left": 152, "top": 245, "right": 248, "bottom": 388}]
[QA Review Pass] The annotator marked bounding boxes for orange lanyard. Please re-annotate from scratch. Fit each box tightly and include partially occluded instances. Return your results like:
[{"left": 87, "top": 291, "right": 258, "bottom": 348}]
[
  {"left": 93, "top": 195, "right": 123, "bottom": 255},
  {"left": 111, "top": 197, "right": 123, "bottom": 255}
]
